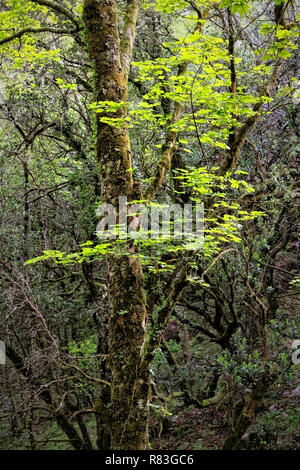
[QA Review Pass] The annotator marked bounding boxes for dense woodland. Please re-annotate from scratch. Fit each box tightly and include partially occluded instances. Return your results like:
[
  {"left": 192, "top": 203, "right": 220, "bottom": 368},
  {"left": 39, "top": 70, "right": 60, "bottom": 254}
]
[{"left": 0, "top": 0, "right": 299, "bottom": 451}]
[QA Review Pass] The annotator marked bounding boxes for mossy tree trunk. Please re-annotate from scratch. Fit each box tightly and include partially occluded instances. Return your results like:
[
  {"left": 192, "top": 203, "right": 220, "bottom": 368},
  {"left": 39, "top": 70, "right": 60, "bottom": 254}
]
[
  {"left": 83, "top": 0, "right": 150, "bottom": 450},
  {"left": 223, "top": 367, "right": 277, "bottom": 450}
]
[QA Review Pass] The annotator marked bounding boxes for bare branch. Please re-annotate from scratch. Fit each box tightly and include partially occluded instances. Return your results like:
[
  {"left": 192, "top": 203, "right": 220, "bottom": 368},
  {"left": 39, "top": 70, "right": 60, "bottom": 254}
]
[{"left": 0, "top": 26, "right": 80, "bottom": 45}]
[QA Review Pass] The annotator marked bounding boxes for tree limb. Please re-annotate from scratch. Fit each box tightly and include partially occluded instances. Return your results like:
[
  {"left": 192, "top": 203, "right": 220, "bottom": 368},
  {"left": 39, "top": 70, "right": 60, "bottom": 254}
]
[
  {"left": 120, "top": 0, "right": 140, "bottom": 80},
  {"left": 0, "top": 26, "right": 79, "bottom": 46}
]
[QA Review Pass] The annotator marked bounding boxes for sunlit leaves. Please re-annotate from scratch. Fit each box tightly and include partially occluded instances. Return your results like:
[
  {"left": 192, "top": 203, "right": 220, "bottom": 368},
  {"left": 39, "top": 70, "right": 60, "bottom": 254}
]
[{"left": 220, "top": 0, "right": 250, "bottom": 15}]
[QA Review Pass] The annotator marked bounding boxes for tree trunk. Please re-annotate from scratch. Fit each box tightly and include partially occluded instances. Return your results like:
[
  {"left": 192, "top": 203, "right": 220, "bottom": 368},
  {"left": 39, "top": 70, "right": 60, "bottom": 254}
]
[
  {"left": 223, "top": 367, "right": 276, "bottom": 450},
  {"left": 83, "top": 0, "right": 150, "bottom": 449}
]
